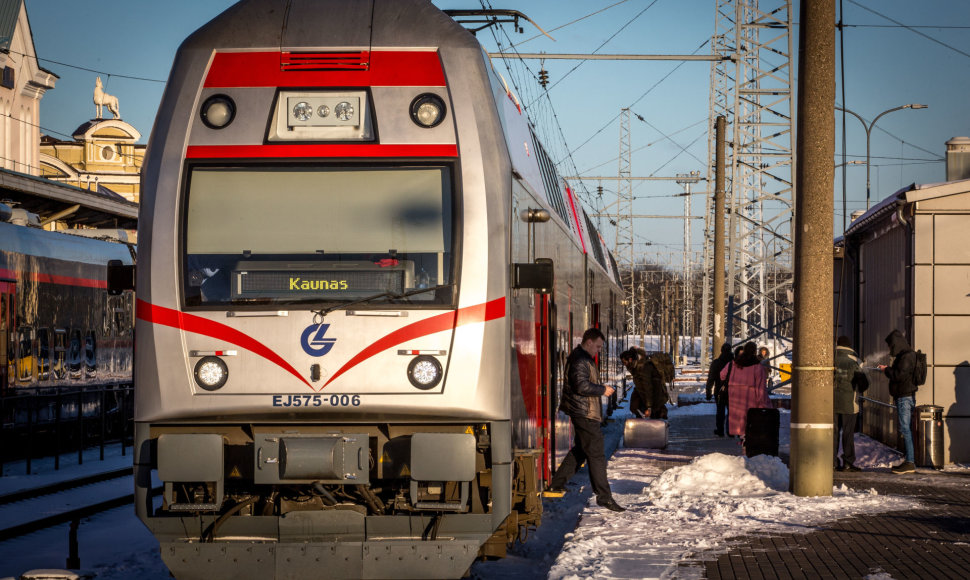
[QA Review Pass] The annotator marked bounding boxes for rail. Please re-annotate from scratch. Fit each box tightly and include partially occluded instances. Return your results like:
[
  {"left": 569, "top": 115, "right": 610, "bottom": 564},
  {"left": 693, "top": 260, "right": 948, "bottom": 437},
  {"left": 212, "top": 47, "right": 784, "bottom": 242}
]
[{"left": 0, "top": 383, "right": 133, "bottom": 476}]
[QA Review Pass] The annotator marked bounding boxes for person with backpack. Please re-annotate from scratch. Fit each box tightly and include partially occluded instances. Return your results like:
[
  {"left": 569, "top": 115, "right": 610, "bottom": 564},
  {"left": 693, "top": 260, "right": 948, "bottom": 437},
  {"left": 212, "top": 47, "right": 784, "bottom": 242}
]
[
  {"left": 620, "top": 347, "right": 669, "bottom": 419},
  {"left": 720, "top": 342, "right": 770, "bottom": 438},
  {"left": 706, "top": 342, "right": 734, "bottom": 436},
  {"left": 878, "top": 329, "right": 918, "bottom": 474},
  {"left": 834, "top": 336, "right": 868, "bottom": 471}
]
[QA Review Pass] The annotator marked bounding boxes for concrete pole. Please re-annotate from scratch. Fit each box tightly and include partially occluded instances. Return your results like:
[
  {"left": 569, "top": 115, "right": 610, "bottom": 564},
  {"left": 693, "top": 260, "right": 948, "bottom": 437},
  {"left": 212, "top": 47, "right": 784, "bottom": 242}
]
[
  {"left": 790, "top": 0, "right": 836, "bottom": 497},
  {"left": 713, "top": 116, "right": 727, "bottom": 356}
]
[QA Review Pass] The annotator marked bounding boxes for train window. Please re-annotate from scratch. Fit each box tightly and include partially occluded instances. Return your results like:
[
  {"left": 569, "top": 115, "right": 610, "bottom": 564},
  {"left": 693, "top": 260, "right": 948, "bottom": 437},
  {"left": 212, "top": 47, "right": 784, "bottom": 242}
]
[
  {"left": 68, "top": 329, "right": 82, "bottom": 377},
  {"left": 37, "top": 329, "right": 50, "bottom": 380},
  {"left": 17, "top": 326, "right": 33, "bottom": 381},
  {"left": 84, "top": 331, "right": 97, "bottom": 375},
  {"left": 183, "top": 165, "right": 456, "bottom": 308},
  {"left": 53, "top": 329, "right": 67, "bottom": 380}
]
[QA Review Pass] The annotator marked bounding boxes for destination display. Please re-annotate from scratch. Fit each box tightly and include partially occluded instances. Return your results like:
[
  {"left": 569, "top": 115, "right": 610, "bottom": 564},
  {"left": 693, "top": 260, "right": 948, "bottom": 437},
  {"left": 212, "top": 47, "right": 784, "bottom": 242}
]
[{"left": 231, "top": 260, "right": 413, "bottom": 300}]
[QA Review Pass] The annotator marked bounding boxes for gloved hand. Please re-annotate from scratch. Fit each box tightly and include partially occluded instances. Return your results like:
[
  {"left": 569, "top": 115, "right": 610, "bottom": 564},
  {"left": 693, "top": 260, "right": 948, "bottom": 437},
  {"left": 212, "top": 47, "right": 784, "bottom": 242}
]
[{"left": 706, "top": 391, "right": 712, "bottom": 401}]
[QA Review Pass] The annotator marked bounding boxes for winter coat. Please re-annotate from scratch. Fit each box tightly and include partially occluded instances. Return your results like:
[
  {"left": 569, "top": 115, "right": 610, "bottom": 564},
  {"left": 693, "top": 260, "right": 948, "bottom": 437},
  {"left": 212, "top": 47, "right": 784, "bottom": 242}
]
[
  {"left": 559, "top": 346, "right": 607, "bottom": 421},
  {"left": 626, "top": 348, "right": 669, "bottom": 417},
  {"left": 706, "top": 344, "right": 734, "bottom": 400},
  {"left": 721, "top": 358, "right": 769, "bottom": 436},
  {"left": 884, "top": 330, "right": 918, "bottom": 399},
  {"left": 834, "top": 345, "right": 863, "bottom": 414}
]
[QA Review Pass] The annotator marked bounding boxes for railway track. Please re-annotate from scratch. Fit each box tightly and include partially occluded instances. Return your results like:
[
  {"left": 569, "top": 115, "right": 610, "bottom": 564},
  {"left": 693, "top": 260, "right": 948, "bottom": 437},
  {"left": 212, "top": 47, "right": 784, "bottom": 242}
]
[{"left": 0, "top": 467, "right": 158, "bottom": 542}]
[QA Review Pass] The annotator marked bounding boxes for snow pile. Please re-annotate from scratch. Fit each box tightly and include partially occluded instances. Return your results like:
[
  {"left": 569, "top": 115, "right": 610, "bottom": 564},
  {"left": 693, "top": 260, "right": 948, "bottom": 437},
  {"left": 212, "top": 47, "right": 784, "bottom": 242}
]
[
  {"left": 547, "top": 450, "right": 920, "bottom": 580},
  {"left": 649, "top": 453, "right": 788, "bottom": 502}
]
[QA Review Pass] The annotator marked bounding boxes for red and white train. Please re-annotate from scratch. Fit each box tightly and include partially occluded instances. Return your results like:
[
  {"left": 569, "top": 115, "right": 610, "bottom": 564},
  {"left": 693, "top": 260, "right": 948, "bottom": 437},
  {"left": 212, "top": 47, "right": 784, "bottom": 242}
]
[{"left": 130, "top": 1, "right": 625, "bottom": 578}]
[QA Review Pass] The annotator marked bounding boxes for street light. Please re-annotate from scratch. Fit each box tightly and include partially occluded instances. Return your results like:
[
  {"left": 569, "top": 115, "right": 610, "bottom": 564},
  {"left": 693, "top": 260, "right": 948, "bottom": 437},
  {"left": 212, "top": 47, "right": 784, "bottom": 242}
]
[{"left": 835, "top": 104, "right": 928, "bottom": 210}]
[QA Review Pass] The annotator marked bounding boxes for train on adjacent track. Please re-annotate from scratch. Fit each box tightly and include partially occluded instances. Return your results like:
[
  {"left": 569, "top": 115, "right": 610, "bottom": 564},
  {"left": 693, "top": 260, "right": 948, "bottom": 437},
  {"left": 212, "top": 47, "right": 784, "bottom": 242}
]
[
  {"left": 0, "top": 203, "right": 135, "bottom": 453},
  {"left": 0, "top": 204, "right": 135, "bottom": 394},
  {"left": 131, "top": 1, "right": 625, "bottom": 578}
]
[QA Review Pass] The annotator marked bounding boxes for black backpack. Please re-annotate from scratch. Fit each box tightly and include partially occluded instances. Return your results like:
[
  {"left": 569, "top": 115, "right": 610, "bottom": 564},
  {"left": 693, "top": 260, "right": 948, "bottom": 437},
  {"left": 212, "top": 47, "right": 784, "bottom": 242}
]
[{"left": 913, "top": 350, "right": 927, "bottom": 386}]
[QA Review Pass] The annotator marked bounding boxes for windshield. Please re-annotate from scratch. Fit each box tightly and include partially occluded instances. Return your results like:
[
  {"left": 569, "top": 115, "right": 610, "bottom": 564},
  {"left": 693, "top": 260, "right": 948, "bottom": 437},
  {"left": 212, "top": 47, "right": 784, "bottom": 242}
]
[{"left": 182, "top": 165, "right": 456, "bottom": 307}]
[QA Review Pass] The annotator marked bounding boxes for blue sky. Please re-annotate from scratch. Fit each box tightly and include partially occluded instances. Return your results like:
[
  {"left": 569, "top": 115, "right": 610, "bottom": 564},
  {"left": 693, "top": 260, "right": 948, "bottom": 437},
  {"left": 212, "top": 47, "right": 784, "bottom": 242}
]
[{"left": 24, "top": 0, "right": 970, "bottom": 259}]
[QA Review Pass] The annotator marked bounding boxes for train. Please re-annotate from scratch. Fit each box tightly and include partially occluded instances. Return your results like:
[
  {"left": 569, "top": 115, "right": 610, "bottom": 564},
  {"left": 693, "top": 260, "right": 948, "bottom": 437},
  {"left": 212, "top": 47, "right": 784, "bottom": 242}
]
[
  {"left": 0, "top": 202, "right": 135, "bottom": 451},
  {"left": 130, "top": 1, "right": 625, "bottom": 578}
]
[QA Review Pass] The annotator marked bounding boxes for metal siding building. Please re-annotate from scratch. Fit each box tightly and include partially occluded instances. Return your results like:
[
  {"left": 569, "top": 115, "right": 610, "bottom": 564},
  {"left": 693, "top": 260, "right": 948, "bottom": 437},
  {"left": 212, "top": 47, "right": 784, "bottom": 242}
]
[{"left": 839, "top": 179, "right": 970, "bottom": 464}]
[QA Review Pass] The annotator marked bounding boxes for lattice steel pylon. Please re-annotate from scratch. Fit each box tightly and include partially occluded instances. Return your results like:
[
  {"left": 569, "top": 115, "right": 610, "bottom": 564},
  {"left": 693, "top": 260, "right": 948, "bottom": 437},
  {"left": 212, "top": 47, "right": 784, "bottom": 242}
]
[
  {"left": 617, "top": 108, "right": 636, "bottom": 333},
  {"left": 700, "top": 0, "right": 794, "bottom": 365}
]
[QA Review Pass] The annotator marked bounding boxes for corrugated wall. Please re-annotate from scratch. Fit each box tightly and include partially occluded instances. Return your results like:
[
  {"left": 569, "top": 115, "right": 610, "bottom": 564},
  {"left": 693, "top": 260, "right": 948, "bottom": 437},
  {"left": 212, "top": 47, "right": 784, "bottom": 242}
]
[{"left": 856, "top": 217, "right": 910, "bottom": 452}]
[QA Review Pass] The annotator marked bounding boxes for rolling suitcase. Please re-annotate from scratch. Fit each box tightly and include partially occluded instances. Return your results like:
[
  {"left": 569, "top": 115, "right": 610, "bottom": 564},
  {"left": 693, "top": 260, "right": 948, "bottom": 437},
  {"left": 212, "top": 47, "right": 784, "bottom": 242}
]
[
  {"left": 623, "top": 418, "right": 668, "bottom": 449},
  {"left": 744, "top": 407, "right": 779, "bottom": 457}
]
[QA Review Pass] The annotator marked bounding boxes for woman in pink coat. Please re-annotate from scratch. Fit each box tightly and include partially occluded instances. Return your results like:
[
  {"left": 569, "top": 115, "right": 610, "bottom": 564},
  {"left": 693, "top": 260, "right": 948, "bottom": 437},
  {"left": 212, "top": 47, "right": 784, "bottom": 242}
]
[{"left": 720, "top": 342, "right": 770, "bottom": 437}]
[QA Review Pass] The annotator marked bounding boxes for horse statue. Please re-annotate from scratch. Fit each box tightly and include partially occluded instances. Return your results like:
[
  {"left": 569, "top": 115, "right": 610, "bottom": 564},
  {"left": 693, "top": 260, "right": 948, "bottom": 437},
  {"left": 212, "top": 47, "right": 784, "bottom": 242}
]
[{"left": 93, "top": 76, "right": 120, "bottom": 119}]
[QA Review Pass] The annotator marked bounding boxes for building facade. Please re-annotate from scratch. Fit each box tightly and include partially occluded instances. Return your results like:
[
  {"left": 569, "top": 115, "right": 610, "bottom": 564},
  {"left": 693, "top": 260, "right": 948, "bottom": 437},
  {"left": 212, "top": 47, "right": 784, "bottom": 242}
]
[
  {"left": 40, "top": 119, "right": 145, "bottom": 203},
  {"left": 0, "top": 0, "right": 57, "bottom": 176}
]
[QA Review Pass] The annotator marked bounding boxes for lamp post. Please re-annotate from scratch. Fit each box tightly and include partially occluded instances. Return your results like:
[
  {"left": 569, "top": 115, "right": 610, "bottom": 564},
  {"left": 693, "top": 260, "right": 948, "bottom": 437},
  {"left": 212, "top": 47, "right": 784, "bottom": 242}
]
[{"left": 835, "top": 104, "right": 928, "bottom": 210}]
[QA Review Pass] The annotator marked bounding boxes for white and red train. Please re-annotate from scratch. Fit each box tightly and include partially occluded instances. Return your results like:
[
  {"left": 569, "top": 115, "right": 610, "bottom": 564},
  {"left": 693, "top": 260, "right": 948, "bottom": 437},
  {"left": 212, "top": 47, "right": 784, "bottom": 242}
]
[{"left": 131, "top": 1, "right": 625, "bottom": 578}]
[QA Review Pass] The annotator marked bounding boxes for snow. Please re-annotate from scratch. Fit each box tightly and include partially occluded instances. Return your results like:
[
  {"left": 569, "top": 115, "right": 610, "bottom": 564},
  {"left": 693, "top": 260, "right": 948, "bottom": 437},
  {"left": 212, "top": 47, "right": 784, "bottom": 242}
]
[{"left": 0, "top": 381, "right": 941, "bottom": 580}]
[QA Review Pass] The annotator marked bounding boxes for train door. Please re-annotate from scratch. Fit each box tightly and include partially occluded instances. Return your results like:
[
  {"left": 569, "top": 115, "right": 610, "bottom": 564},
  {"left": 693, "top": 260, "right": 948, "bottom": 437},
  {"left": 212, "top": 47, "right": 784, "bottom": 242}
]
[
  {"left": 0, "top": 281, "right": 12, "bottom": 393},
  {"left": 537, "top": 295, "right": 552, "bottom": 482},
  {"left": 545, "top": 300, "right": 559, "bottom": 481}
]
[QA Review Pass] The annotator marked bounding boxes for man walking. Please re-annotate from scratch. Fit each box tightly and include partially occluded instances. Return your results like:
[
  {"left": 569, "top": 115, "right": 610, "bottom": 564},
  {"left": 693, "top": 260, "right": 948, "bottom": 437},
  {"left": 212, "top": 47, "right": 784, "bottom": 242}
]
[
  {"left": 878, "top": 329, "right": 917, "bottom": 474},
  {"left": 834, "top": 336, "right": 866, "bottom": 471},
  {"left": 547, "top": 328, "right": 625, "bottom": 512}
]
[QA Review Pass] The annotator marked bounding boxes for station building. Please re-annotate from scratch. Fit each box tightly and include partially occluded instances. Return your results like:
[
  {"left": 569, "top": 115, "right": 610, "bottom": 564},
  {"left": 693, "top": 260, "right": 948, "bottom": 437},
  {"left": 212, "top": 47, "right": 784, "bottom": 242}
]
[{"left": 836, "top": 137, "right": 970, "bottom": 465}]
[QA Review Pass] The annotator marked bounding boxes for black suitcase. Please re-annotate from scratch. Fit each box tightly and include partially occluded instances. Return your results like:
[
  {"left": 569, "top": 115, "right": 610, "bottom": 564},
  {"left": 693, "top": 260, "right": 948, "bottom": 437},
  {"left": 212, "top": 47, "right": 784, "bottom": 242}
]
[{"left": 744, "top": 407, "right": 779, "bottom": 457}]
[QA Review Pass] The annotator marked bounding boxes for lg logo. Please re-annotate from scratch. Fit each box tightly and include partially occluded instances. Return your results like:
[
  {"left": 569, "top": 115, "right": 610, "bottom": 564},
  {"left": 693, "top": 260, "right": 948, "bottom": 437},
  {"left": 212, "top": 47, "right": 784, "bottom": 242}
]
[{"left": 301, "top": 323, "right": 336, "bottom": 356}]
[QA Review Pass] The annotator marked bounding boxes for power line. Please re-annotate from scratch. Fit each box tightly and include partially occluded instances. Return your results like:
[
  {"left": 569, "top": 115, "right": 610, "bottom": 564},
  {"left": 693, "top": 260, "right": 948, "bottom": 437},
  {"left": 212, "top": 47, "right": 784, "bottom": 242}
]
[
  {"left": 528, "top": 0, "right": 663, "bottom": 107},
  {"left": 846, "top": 0, "right": 970, "bottom": 60},
  {"left": 562, "top": 37, "right": 710, "bottom": 164},
  {"left": 5, "top": 48, "right": 167, "bottom": 83},
  {"left": 507, "top": 0, "right": 635, "bottom": 49}
]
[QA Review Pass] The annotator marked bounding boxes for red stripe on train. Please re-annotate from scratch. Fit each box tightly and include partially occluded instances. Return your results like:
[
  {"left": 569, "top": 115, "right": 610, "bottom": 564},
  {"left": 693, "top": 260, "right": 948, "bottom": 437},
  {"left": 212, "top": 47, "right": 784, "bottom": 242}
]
[
  {"left": 186, "top": 144, "right": 458, "bottom": 159},
  {"left": 322, "top": 297, "right": 506, "bottom": 388},
  {"left": 135, "top": 300, "right": 314, "bottom": 390},
  {"left": 0, "top": 267, "right": 106, "bottom": 289},
  {"left": 203, "top": 50, "right": 446, "bottom": 88}
]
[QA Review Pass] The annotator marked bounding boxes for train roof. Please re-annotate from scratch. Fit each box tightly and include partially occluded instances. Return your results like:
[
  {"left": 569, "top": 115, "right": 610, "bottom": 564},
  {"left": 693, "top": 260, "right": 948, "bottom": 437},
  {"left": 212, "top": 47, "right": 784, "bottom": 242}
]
[{"left": 0, "top": 167, "right": 138, "bottom": 229}]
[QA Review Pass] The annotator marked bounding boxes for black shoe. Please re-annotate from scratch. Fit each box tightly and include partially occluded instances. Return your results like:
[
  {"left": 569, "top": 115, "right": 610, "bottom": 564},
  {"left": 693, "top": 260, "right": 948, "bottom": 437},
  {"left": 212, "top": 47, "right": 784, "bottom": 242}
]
[
  {"left": 713, "top": 430, "right": 724, "bottom": 437},
  {"left": 596, "top": 498, "right": 626, "bottom": 512},
  {"left": 835, "top": 463, "right": 846, "bottom": 472},
  {"left": 844, "top": 463, "right": 862, "bottom": 472},
  {"left": 891, "top": 461, "right": 916, "bottom": 474}
]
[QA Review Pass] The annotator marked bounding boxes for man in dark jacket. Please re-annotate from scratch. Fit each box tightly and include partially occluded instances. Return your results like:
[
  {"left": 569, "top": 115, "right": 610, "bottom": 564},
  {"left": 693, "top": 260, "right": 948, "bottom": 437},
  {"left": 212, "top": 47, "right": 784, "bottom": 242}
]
[
  {"left": 621, "top": 347, "right": 669, "bottom": 419},
  {"left": 547, "top": 328, "right": 625, "bottom": 512},
  {"left": 878, "top": 329, "right": 917, "bottom": 474},
  {"left": 706, "top": 342, "right": 733, "bottom": 436},
  {"left": 834, "top": 336, "right": 866, "bottom": 471}
]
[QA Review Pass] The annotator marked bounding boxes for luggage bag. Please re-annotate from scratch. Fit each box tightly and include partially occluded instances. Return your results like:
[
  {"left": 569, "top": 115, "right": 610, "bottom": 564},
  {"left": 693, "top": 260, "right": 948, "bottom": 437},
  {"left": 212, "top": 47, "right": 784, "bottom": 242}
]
[
  {"left": 623, "top": 418, "right": 668, "bottom": 449},
  {"left": 744, "top": 407, "right": 779, "bottom": 457}
]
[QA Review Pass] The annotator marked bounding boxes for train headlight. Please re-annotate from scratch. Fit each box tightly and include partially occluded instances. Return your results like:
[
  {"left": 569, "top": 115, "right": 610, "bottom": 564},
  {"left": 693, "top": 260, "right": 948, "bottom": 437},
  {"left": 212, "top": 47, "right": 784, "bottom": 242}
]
[
  {"left": 194, "top": 356, "right": 228, "bottom": 391},
  {"left": 407, "top": 356, "right": 442, "bottom": 390},
  {"left": 410, "top": 94, "right": 446, "bottom": 128},
  {"left": 334, "top": 101, "right": 355, "bottom": 122},
  {"left": 200, "top": 95, "right": 236, "bottom": 129},
  {"left": 292, "top": 101, "right": 314, "bottom": 122}
]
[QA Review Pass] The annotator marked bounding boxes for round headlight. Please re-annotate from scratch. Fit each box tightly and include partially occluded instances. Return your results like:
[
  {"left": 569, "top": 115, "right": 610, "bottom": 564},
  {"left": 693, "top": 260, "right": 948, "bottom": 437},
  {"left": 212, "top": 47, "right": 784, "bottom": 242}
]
[
  {"left": 194, "top": 356, "right": 228, "bottom": 391},
  {"left": 317, "top": 104, "right": 330, "bottom": 118},
  {"left": 293, "top": 101, "right": 313, "bottom": 122},
  {"left": 200, "top": 95, "right": 236, "bottom": 129},
  {"left": 334, "top": 101, "right": 354, "bottom": 121},
  {"left": 407, "top": 355, "right": 442, "bottom": 390},
  {"left": 409, "top": 94, "right": 446, "bottom": 128}
]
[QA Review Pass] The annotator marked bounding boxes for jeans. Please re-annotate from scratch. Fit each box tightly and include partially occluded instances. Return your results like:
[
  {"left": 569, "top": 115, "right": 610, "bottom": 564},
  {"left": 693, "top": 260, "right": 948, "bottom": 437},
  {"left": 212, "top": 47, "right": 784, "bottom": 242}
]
[{"left": 896, "top": 395, "right": 915, "bottom": 463}]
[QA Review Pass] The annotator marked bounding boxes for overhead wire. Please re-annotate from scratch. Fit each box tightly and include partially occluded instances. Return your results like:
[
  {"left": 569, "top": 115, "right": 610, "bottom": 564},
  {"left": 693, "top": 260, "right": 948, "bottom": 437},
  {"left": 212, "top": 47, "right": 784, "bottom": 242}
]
[
  {"left": 528, "top": 0, "right": 663, "bottom": 107},
  {"left": 846, "top": 0, "right": 970, "bottom": 60}
]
